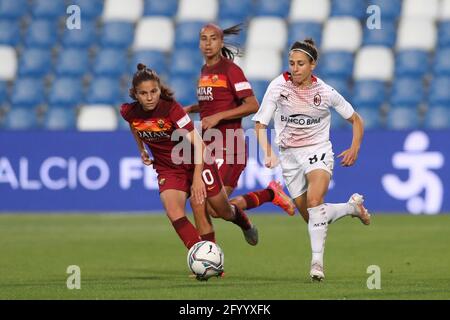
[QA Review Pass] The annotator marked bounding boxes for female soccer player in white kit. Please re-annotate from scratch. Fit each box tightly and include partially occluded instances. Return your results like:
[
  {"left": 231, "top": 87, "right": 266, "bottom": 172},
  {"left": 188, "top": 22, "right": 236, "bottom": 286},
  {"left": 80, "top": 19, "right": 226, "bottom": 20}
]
[{"left": 252, "top": 39, "right": 371, "bottom": 281}]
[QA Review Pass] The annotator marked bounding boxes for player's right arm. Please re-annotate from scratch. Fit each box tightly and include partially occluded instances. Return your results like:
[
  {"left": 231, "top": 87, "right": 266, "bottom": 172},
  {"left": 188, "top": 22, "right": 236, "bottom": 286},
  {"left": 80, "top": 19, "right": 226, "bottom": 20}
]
[
  {"left": 252, "top": 80, "right": 279, "bottom": 168},
  {"left": 255, "top": 122, "right": 279, "bottom": 168},
  {"left": 129, "top": 123, "right": 153, "bottom": 166}
]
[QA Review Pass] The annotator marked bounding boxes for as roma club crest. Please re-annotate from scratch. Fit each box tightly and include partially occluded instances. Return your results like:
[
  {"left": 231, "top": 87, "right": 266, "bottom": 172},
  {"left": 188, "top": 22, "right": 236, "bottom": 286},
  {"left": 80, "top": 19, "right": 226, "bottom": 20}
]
[
  {"left": 313, "top": 93, "right": 321, "bottom": 106},
  {"left": 157, "top": 119, "right": 165, "bottom": 129},
  {"left": 159, "top": 178, "right": 166, "bottom": 186},
  {"left": 211, "top": 74, "right": 219, "bottom": 83}
]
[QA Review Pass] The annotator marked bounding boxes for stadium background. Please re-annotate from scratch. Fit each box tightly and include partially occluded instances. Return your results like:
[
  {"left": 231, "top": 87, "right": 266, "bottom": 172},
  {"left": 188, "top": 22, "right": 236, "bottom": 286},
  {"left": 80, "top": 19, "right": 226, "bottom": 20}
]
[
  {"left": 1, "top": 0, "right": 450, "bottom": 301},
  {"left": 0, "top": 0, "right": 449, "bottom": 214}
]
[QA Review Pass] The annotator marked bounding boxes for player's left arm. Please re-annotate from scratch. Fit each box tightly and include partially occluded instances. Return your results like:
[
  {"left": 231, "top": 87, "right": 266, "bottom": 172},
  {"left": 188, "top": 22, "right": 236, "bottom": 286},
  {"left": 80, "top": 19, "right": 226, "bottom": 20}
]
[
  {"left": 337, "top": 112, "right": 365, "bottom": 167},
  {"left": 201, "top": 95, "right": 259, "bottom": 130},
  {"left": 185, "top": 129, "right": 208, "bottom": 204}
]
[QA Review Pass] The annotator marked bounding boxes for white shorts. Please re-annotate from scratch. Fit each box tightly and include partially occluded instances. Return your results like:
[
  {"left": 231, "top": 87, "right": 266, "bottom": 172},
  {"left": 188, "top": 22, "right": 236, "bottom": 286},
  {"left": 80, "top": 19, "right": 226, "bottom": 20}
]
[{"left": 279, "top": 141, "right": 334, "bottom": 199}]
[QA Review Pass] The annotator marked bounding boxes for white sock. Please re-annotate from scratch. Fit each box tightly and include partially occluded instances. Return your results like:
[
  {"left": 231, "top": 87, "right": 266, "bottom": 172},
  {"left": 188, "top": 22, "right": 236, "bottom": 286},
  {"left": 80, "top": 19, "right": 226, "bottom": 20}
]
[
  {"left": 324, "top": 203, "right": 356, "bottom": 224},
  {"left": 307, "top": 205, "right": 328, "bottom": 267}
]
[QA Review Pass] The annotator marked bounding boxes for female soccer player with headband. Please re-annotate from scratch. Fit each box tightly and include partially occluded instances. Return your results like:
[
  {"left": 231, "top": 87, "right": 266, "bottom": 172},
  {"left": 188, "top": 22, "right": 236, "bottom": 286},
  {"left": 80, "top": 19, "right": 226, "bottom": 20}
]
[{"left": 252, "top": 39, "right": 371, "bottom": 281}]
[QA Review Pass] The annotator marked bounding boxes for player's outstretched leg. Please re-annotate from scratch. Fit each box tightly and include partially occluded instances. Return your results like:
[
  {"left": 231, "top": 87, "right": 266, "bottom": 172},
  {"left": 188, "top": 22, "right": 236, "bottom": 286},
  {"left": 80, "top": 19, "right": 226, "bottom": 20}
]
[
  {"left": 348, "top": 193, "right": 371, "bottom": 225},
  {"left": 267, "top": 181, "right": 296, "bottom": 216},
  {"left": 318, "top": 194, "right": 371, "bottom": 225},
  {"left": 231, "top": 181, "right": 295, "bottom": 216}
]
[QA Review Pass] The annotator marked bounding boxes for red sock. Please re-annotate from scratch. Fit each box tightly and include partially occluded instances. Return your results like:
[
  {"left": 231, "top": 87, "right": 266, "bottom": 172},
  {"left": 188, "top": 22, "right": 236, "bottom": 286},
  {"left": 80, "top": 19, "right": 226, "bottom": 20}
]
[
  {"left": 242, "top": 189, "right": 275, "bottom": 210},
  {"left": 200, "top": 232, "right": 216, "bottom": 243},
  {"left": 171, "top": 217, "right": 201, "bottom": 249},
  {"left": 231, "top": 205, "right": 252, "bottom": 230}
]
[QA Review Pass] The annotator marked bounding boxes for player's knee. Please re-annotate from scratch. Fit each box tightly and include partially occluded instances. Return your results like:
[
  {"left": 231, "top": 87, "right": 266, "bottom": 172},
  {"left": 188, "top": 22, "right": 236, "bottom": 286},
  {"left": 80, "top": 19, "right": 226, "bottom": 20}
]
[
  {"left": 207, "top": 207, "right": 220, "bottom": 218},
  {"left": 306, "top": 197, "right": 323, "bottom": 208}
]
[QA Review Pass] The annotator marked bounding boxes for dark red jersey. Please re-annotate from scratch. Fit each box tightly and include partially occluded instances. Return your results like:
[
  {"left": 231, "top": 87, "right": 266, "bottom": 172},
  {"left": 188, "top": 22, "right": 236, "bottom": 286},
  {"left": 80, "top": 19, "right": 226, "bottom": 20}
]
[
  {"left": 120, "top": 99, "right": 195, "bottom": 174},
  {"left": 197, "top": 57, "right": 254, "bottom": 155}
]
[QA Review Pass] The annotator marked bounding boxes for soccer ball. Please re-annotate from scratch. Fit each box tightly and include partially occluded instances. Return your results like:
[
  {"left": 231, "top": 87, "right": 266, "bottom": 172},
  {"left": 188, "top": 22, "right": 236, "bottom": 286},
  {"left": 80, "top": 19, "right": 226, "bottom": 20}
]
[{"left": 187, "top": 241, "right": 224, "bottom": 281}]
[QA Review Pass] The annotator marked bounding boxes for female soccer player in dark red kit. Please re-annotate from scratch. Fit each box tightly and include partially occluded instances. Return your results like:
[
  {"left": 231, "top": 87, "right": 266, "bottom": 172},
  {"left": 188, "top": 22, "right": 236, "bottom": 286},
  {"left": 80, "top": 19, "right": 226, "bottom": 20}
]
[
  {"left": 120, "top": 64, "right": 258, "bottom": 250},
  {"left": 184, "top": 23, "right": 295, "bottom": 241}
]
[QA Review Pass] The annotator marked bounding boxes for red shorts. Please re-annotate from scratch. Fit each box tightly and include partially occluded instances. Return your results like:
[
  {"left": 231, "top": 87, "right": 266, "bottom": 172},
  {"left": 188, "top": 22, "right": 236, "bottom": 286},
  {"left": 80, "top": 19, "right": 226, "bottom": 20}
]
[
  {"left": 157, "top": 161, "right": 223, "bottom": 198},
  {"left": 216, "top": 152, "right": 247, "bottom": 189}
]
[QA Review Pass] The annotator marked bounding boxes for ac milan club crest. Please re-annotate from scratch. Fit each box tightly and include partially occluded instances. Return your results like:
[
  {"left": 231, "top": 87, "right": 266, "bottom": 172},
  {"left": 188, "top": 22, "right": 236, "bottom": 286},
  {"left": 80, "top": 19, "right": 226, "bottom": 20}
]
[{"left": 313, "top": 93, "right": 321, "bottom": 106}]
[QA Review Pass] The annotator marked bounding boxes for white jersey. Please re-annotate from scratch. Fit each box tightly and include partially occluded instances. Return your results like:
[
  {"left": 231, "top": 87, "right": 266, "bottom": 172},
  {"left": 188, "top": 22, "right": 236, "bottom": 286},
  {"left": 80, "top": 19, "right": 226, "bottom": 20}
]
[{"left": 252, "top": 73, "right": 355, "bottom": 148}]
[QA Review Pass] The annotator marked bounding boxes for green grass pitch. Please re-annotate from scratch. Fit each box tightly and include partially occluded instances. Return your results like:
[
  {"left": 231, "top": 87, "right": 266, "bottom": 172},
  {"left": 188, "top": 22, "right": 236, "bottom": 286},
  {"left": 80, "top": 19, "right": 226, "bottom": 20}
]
[{"left": 0, "top": 213, "right": 449, "bottom": 299}]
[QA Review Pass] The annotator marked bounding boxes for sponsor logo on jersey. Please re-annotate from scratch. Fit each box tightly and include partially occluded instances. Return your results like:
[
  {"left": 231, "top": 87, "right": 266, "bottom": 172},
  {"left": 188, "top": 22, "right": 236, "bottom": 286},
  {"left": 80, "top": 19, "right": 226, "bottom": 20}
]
[
  {"left": 132, "top": 118, "right": 172, "bottom": 141},
  {"left": 280, "top": 114, "right": 321, "bottom": 126}
]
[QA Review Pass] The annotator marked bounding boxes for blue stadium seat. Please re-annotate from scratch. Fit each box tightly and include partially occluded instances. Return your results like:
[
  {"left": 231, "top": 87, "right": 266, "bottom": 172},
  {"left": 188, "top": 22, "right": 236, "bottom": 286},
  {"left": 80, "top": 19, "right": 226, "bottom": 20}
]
[
  {"left": 143, "top": 0, "right": 178, "bottom": 17},
  {"left": 219, "top": 0, "right": 252, "bottom": 20},
  {"left": 390, "top": 77, "right": 424, "bottom": 107},
  {"left": 32, "top": 0, "right": 65, "bottom": 20},
  {"left": 368, "top": 0, "right": 402, "bottom": 21},
  {"left": 432, "top": 48, "right": 450, "bottom": 76},
  {"left": 0, "top": 20, "right": 20, "bottom": 46},
  {"left": 71, "top": 0, "right": 103, "bottom": 19},
  {"left": 386, "top": 107, "right": 420, "bottom": 129},
  {"left": 0, "top": 81, "right": 7, "bottom": 103},
  {"left": 438, "top": 21, "right": 450, "bottom": 49},
  {"left": 93, "top": 49, "right": 127, "bottom": 77},
  {"left": 61, "top": 19, "right": 97, "bottom": 48},
  {"left": 0, "top": 0, "right": 28, "bottom": 20},
  {"left": 130, "top": 50, "right": 168, "bottom": 76},
  {"left": 3, "top": 107, "right": 39, "bottom": 130},
  {"left": 175, "top": 22, "right": 204, "bottom": 49},
  {"left": 330, "top": 0, "right": 366, "bottom": 19},
  {"left": 43, "top": 106, "right": 77, "bottom": 130},
  {"left": 86, "top": 77, "right": 122, "bottom": 105},
  {"left": 18, "top": 48, "right": 52, "bottom": 78},
  {"left": 321, "top": 77, "right": 351, "bottom": 102},
  {"left": 316, "top": 51, "right": 354, "bottom": 79},
  {"left": 428, "top": 76, "right": 450, "bottom": 106},
  {"left": 395, "top": 50, "right": 429, "bottom": 77},
  {"left": 100, "top": 22, "right": 134, "bottom": 49},
  {"left": 169, "top": 48, "right": 203, "bottom": 77},
  {"left": 250, "top": 80, "right": 270, "bottom": 104},
  {"left": 48, "top": 77, "right": 84, "bottom": 108},
  {"left": 254, "top": 0, "right": 290, "bottom": 18},
  {"left": 423, "top": 105, "right": 450, "bottom": 129},
  {"left": 25, "top": 19, "right": 58, "bottom": 48},
  {"left": 169, "top": 77, "right": 198, "bottom": 106},
  {"left": 55, "top": 49, "right": 89, "bottom": 77},
  {"left": 288, "top": 22, "right": 322, "bottom": 49},
  {"left": 352, "top": 80, "right": 386, "bottom": 109},
  {"left": 356, "top": 107, "right": 382, "bottom": 129},
  {"left": 11, "top": 78, "right": 45, "bottom": 107},
  {"left": 362, "top": 20, "right": 396, "bottom": 47}
]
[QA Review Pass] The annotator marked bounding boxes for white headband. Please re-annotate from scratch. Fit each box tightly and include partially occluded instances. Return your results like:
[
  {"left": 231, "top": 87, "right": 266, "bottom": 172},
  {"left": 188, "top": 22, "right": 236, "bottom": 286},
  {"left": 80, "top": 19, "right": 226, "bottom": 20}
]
[{"left": 289, "top": 48, "right": 315, "bottom": 61}]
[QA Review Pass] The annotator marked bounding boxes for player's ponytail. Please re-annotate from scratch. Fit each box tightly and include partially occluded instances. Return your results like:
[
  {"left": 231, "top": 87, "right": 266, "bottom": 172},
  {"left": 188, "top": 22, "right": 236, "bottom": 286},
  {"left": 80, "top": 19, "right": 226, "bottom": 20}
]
[
  {"left": 221, "top": 23, "right": 244, "bottom": 61},
  {"left": 289, "top": 38, "right": 319, "bottom": 62},
  {"left": 129, "top": 63, "right": 174, "bottom": 101}
]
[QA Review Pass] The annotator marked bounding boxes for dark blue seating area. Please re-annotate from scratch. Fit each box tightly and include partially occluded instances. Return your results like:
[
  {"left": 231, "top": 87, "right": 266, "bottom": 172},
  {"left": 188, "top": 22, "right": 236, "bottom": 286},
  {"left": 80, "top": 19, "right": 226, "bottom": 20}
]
[{"left": 1, "top": 0, "right": 450, "bottom": 131}]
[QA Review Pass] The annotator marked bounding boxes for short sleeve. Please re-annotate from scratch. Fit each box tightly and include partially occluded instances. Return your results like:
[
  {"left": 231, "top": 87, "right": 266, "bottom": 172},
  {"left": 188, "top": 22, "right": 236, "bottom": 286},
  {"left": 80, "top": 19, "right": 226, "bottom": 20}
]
[
  {"left": 169, "top": 102, "right": 195, "bottom": 132},
  {"left": 329, "top": 88, "right": 355, "bottom": 120},
  {"left": 251, "top": 82, "right": 277, "bottom": 126},
  {"left": 120, "top": 103, "right": 134, "bottom": 122},
  {"left": 227, "top": 63, "right": 254, "bottom": 100}
]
